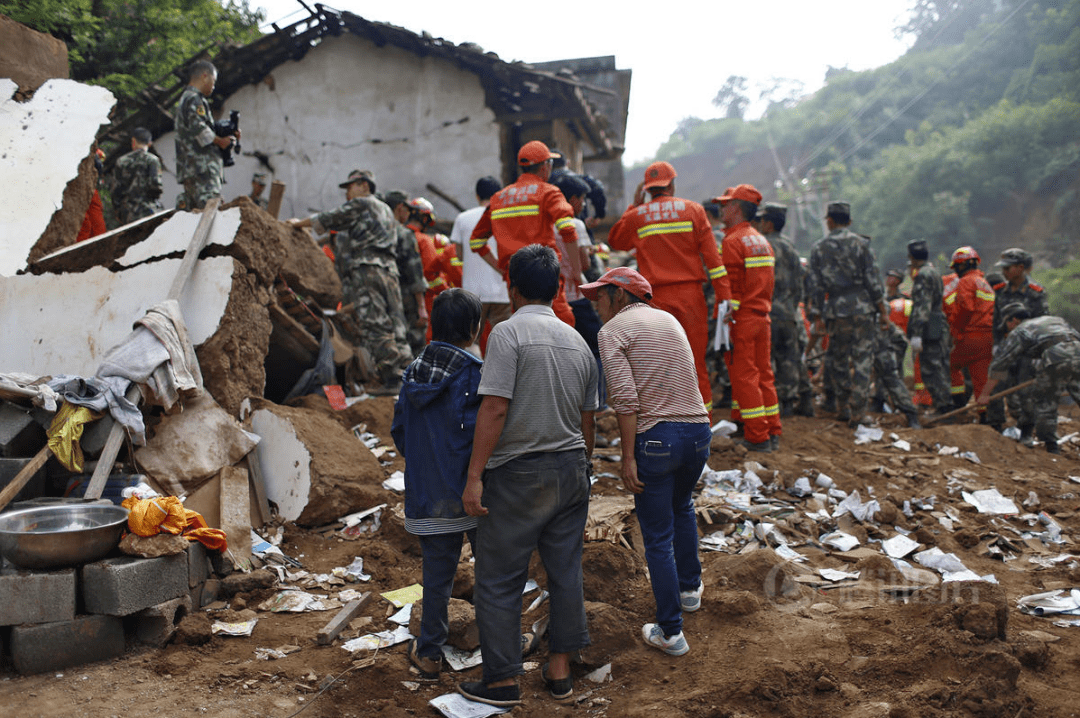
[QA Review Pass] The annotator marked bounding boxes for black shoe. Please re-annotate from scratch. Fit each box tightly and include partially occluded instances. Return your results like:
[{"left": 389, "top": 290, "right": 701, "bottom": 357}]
[
  {"left": 738, "top": 438, "right": 773, "bottom": 453},
  {"left": 780, "top": 399, "right": 794, "bottom": 418},
  {"left": 1019, "top": 424, "right": 1035, "bottom": 447},
  {"left": 837, "top": 411, "right": 851, "bottom": 423},
  {"left": 795, "top": 393, "right": 815, "bottom": 417},
  {"left": 869, "top": 397, "right": 885, "bottom": 414},
  {"left": 458, "top": 681, "right": 522, "bottom": 707},
  {"left": 1046, "top": 441, "right": 1061, "bottom": 455},
  {"left": 769, "top": 435, "right": 780, "bottom": 451},
  {"left": 541, "top": 663, "right": 573, "bottom": 702},
  {"left": 903, "top": 411, "right": 922, "bottom": 429},
  {"left": 848, "top": 415, "right": 874, "bottom": 429},
  {"left": 407, "top": 639, "right": 442, "bottom": 682},
  {"left": 822, "top": 397, "right": 837, "bottom": 413}
]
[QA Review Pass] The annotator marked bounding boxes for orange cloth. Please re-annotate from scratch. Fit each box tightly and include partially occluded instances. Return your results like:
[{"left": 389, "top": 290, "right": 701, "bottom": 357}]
[
  {"left": 945, "top": 269, "right": 995, "bottom": 338},
  {"left": 77, "top": 190, "right": 106, "bottom": 241},
  {"left": 122, "top": 496, "right": 228, "bottom": 551},
  {"left": 724, "top": 315, "right": 781, "bottom": 444},
  {"left": 651, "top": 282, "right": 713, "bottom": 413},
  {"left": 469, "top": 173, "right": 577, "bottom": 274},
  {"left": 720, "top": 222, "right": 774, "bottom": 316},
  {"left": 607, "top": 195, "right": 731, "bottom": 301},
  {"left": 888, "top": 297, "right": 912, "bottom": 333},
  {"left": 413, "top": 224, "right": 463, "bottom": 341}
]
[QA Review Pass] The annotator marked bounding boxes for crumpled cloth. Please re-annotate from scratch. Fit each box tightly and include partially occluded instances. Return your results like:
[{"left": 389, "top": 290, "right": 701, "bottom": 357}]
[
  {"left": 122, "top": 495, "right": 228, "bottom": 552},
  {"left": 46, "top": 403, "right": 100, "bottom": 472},
  {"left": 97, "top": 299, "right": 204, "bottom": 413},
  {"left": 48, "top": 374, "right": 145, "bottom": 444}
]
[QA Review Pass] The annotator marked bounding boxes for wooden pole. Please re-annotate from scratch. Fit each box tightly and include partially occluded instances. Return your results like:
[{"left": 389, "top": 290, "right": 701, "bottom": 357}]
[
  {"left": 267, "top": 180, "right": 286, "bottom": 219},
  {"left": 922, "top": 379, "right": 1037, "bottom": 426},
  {"left": 0, "top": 446, "right": 51, "bottom": 513},
  {"left": 85, "top": 198, "right": 222, "bottom": 500}
]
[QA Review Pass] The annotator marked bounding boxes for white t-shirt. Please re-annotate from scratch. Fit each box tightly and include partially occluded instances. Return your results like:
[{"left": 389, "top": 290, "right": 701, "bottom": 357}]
[
  {"left": 554, "top": 217, "right": 591, "bottom": 303},
  {"left": 449, "top": 205, "right": 510, "bottom": 304}
]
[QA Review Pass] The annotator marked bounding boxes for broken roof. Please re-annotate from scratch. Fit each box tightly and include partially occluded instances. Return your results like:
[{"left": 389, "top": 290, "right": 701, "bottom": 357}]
[{"left": 98, "top": 5, "right": 620, "bottom": 160}]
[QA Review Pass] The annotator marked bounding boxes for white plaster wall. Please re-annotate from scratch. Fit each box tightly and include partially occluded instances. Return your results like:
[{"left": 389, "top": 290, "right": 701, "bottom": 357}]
[
  {"left": 0, "top": 256, "right": 234, "bottom": 378},
  {"left": 0, "top": 79, "right": 115, "bottom": 276},
  {"left": 249, "top": 408, "right": 311, "bottom": 522},
  {"left": 155, "top": 34, "right": 502, "bottom": 221},
  {"left": 117, "top": 207, "right": 241, "bottom": 266}
]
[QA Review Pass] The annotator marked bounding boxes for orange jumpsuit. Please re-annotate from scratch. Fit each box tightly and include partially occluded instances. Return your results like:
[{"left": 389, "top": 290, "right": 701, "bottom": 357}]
[
  {"left": 469, "top": 173, "right": 577, "bottom": 326},
  {"left": 608, "top": 195, "right": 731, "bottom": 413},
  {"left": 721, "top": 221, "right": 779, "bottom": 444},
  {"left": 940, "top": 272, "right": 965, "bottom": 398},
  {"left": 945, "top": 269, "right": 994, "bottom": 404},
  {"left": 77, "top": 190, "right": 106, "bottom": 241},
  {"left": 412, "top": 224, "right": 463, "bottom": 341}
]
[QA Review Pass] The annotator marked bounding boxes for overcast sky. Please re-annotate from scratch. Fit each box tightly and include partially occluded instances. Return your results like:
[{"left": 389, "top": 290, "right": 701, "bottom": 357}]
[{"left": 251, "top": 0, "right": 916, "bottom": 165}]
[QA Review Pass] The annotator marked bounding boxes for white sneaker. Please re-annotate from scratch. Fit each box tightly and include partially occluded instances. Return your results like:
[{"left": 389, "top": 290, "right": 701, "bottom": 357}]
[
  {"left": 642, "top": 623, "right": 689, "bottom": 656},
  {"left": 680, "top": 584, "right": 703, "bottom": 612}
]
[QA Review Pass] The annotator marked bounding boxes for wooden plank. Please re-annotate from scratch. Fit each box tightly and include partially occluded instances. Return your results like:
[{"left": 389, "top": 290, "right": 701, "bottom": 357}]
[
  {"left": 84, "top": 384, "right": 140, "bottom": 500},
  {"left": 267, "top": 180, "right": 286, "bottom": 219},
  {"left": 0, "top": 446, "right": 50, "bottom": 513},
  {"left": 317, "top": 594, "right": 373, "bottom": 645},
  {"left": 269, "top": 301, "right": 321, "bottom": 353},
  {"left": 923, "top": 379, "right": 1037, "bottom": 425},
  {"left": 245, "top": 453, "right": 271, "bottom": 527},
  {"left": 220, "top": 465, "right": 252, "bottom": 571}
]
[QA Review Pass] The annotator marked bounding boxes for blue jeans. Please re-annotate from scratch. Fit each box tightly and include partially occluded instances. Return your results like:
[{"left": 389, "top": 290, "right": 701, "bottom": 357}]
[
  {"left": 634, "top": 421, "right": 711, "bottom": 636},
  {"left": 417, "top": 529, "right": 476, "bottom": 660},
  {"left": 474, "top": 450, "right": 591, "bottom": 684}
]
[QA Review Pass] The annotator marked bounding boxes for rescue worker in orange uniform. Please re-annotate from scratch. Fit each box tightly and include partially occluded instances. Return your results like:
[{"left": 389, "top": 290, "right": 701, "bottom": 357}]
[
  {"left": 608, "top": 161, "right": 731, "bottom": 415},
  {"left": 944, "top": 246, "right": 995, "bottom": 414},
  {"left": 469, "top": 140, "right": 578, "bottom": 326},
  {"left": 714, "top": 184, "right": 780, "bottom": 452},
  {"left": 407, "top": 197, "right": 463, "bottom": 342}
]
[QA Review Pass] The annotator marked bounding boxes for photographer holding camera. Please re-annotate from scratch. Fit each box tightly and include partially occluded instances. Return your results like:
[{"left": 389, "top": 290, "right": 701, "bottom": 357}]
[{"left": 174, "top": 60, "right": 240, "bottom": 211}]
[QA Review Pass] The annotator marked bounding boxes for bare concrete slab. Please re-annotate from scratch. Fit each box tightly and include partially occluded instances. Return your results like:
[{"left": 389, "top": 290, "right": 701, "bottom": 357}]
[{"left": 116, "top": 207, "right": 242, "bottom": 267}]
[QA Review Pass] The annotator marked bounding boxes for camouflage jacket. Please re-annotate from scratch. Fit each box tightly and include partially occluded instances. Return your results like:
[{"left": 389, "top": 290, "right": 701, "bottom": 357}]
[
  {"left": 174, "top": 86, "right": 221, "bottom": 183},
  {"left": 312, "top": 195, "right": 398, "bottom": 275},
  {"left": 991, "top": 316, "right": 1080, "bottom": 373},
  {"left": 111, "top": 148, "right": 163, "bottom": 221},
  {"left": 992, "top": 277, "right": 1049, "bottom": 345},
  {"left": 807, "top": 227, "right": 883, "bottom": 320},
  {"left": 395, "top": 224, "right": 427, "bottom": 297},
  {"left": 908, "top": 262, "right": 948, "bottom": 340},
  {"left": 765, "top": 231, "right": 802, "bottom": 323}
]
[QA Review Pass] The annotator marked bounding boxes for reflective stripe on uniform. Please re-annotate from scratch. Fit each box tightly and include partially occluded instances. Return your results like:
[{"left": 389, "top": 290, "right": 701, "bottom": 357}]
[
  {"left": 763, "top": 404, "right": 779, "bottom": 417},
  {"left": 492, "top": 205, "right": 540, "bottom": 220},
  {"left": 975, "top": 290, "right": 995, "bottom": 302},
  {"left": 637, "top": 220, "right": 693, "bottom": 238},
  {"left": 554, "top": 216, "right": 575, "bottom": 230},
  {"left": 740, "top": 405, "right": 767, "bottom": 419},
  {"left": 708, "top": 265, "right": 727, "bottom": 280},
  {"left": 744, "top": 255, "right": 775, "bottom": 269}
]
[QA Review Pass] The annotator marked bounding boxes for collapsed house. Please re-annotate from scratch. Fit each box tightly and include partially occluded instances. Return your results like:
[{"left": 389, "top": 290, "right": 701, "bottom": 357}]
[{"left": 99, "top": 6, "right": 631, "bottom": 221}]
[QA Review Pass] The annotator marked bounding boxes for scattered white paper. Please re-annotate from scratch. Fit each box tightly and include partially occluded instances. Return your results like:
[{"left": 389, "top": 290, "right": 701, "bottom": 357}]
[
  {"left": 882, "top": 534, "right": 921, "bottom": 559},
  {"left": 1017, "top": 589, "right": 1080, "bottom": 616},
  {"left": 339, "top": 504, "right": 387, "bottom": 528},
  {"left": 526, "top": 590, "right": 549, "bottom": 613},
  {"left": 711, "top": 420, "right": 738, "bottom": 437},
  {"left": 959, "top": 451, "right": 981, "bottom": 464},
  {"left": 259, "top": 590, "right": 336, "bottom": 613},
  {"left": 815, "top": 473, "right": 836, "bottom": 490},
  {"left": 523, "top": 579, "right": 539, "bottom": 595},
  {"left": 389, "top": 604, "right": 413, "bottom": 625},
  {"left": 212, "top": 619, "right": 257, "bottom": 636},
  {"left": 341, "top": 625, "right": 413, "bottom": 652},
  {"left": 938, "top": 446, "right": 959, "bottom": 456},
  {"left": 1053, "top": 618, "right": 1080, "bottom": 628},
  {"left": 963, "top": 488, "right": 1019, "bottom": 515},
  {"left": 774, "top": 544, "right": 807, "bottom": 563},
  {"left": 833, "top": 490, "right": 880, "bottom": 522},
  {"left": 701, "top": 532, "right": 730, "bottom": 551},
  {"left": 584, "top": 663, "right": 613, "bottom": 683},
  {"left": 891, "top": 439, "right": 911, "bottom": 452},
  {"left": 817, "top": 568, "right": 860, "bottom": 581},
  {"left": 820, "top": 531, "right": 860, "bottom": 551},
  {"left": 788, "top": 477, "right": 813, "bottom": 497},
  {"left": 854, "top": 425, "right": 883, "bottom": 445},
  {"left": 334, "top": 557, "right": 371, "bottom": 582},
  {"left": 441, "top": 645, "right": 484, "bottom": 671},
  {"left": 430, "top": 693, "right": 510, "bottom": 717},
  {"left": 382, "top": 471, "right": 406, "bottom": 492}
]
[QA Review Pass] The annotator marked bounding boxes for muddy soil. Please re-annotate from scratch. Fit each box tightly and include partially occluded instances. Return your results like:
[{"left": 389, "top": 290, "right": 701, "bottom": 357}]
[{"left": 2, "top": 398, "right": 1079, "bottom": 718}]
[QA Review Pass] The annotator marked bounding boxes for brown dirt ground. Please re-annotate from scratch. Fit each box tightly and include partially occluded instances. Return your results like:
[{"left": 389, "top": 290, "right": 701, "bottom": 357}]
[{"left": 3, "top": 398, "right": 1080, "bottom": 718}]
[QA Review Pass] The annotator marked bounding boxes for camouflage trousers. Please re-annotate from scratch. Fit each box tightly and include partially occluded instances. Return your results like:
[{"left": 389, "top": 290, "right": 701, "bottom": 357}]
[
  {"left": 873, "top": 331, "right": 916, "bottom": 415},
  {"left": 400, "top": 290, "right": 427, "bottom": 357},
  {"left": 177, "top": 173, "right": 222, "bottom": 211},
  {"left": 986, "top": 356, "right": 1036, "bottom": 429},
  {"left": 118, "top": 199, "right": 161, "bottom": 226},
  {"left": 342, "top": 264, "right": 413, "bottom": 386},
  {"left": 917, "top": 337, "right": 953, "bottom": 410},
  {"left": 1033, "top": 348, "right": 1080, "bottom": 442},
  {"left": 823, "top": 314, "right": 876, "bottom": 418},
  {"left": 771, "top": 318, "right": 810, "bottom": 402}
]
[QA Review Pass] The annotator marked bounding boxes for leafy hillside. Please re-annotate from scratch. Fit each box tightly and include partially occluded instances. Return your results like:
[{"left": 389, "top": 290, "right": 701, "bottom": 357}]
[{"left": 634, "top": 0, "right": 1080, "bottom": 288}]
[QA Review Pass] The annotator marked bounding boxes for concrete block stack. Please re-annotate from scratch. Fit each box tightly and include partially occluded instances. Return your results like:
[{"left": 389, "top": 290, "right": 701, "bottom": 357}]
[{"left": 0, "top": 544, "right": 225, "bottom": 673}]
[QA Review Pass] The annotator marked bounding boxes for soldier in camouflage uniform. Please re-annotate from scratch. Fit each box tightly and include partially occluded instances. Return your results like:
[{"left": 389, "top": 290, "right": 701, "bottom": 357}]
[
  {"left": 979, "top": 307, "right": 1080, "bottom": 453},
  {"left": 986, "top": 248, "right": 1049, "bottom": 437},
  {"left": 906, "top": 240, "right": 953, "bottom": 414},
  {"left": 110, "top": 127, "right": 163, "bottom": 225},
  {"left": 174, "top": 60, "right": 238, "bottom": 211},
  {"left": 250, "top": 173, "right": 269, "bottom": 210},
  {"left": 287, "top": 170, "right": 413, "bottom": 391},
  {"left": 384, "top": 190, "right": 429, "bottom": 355},
  {"left": 873, "top": 320, "right": 921, "bottom": 427},
  {"left": 807, "top": 202, "right": 890, "bottom": 427},
  {"left": 755, "top": 203, "right": 813, "bottom": 417}
]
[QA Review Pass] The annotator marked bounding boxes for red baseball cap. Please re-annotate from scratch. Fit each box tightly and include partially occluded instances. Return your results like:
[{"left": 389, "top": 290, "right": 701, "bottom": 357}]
[
  {"left": 518, "top": 140, "right": 558, "bottom": 166},
  {"left": 579, "top": 267, "right": 653, "bottom": 302},
  {"left": 713, "top": 183, "right": 762, "bottom": 205},
  {"left": 643, "top": 161, "right": 677, "bottom": 190}
]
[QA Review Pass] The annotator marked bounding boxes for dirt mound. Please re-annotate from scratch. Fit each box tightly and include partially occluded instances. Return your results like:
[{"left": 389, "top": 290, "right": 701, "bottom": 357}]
[{"left": 703, "top": 549, "right": 805, "bottom": 602}]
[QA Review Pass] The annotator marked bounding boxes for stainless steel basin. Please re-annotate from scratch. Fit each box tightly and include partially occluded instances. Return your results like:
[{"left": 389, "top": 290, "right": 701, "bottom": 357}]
[{"left": 0, "top": 504, "right": 129, "bottom": 570}]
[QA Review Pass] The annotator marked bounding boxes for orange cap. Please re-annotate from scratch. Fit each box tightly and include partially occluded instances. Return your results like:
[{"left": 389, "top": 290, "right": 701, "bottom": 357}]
[
  {"left": 518, "top": 140, "right": 558, "bottom": 166},
  {"left": 643, "top": 161, "right": 677, "bottom": 189},
  {"left": 713, "top": 183, "right": 762, "bottom": 205}
]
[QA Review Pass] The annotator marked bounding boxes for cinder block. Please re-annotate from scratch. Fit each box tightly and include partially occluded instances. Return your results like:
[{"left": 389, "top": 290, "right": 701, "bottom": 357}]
[
  {"left": 80, "top": 553, "right": 187, "bottom": 616},
  {"left": 0, "top": 565, "right": 76, "bottom": 626},
  {"left": 10, "top": 615, "right": 124, "bottom": 674},
  {"left": 133, "top": 595, "right": 191, "bottom": 647},
  {"left": 0, "top": 457, "right": 47, "bottom": 504},
  {"left": 0, "top": 403, "right": 46, "bottom": 457},
  {"left": 187, "top": 542, "right": 210, "bottom": 588}
]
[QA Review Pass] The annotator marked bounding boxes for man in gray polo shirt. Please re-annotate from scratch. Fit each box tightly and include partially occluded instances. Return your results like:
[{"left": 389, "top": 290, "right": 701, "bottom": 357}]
[{"left": 460, "top": 244, "right": 598, "bottom": 707}]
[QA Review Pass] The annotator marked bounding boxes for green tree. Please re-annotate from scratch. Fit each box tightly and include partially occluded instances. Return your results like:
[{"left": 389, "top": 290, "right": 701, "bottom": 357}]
[{"left": 1, "top": 0, "right": 262, "bottom": 102}]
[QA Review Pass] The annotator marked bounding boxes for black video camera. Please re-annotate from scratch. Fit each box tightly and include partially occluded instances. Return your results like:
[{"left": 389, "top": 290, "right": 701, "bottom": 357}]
[{"left": 214, "top": 109, "right": 241, "bottom": 167}]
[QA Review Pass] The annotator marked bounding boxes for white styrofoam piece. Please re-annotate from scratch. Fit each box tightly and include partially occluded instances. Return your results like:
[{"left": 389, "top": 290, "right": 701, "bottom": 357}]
[
  {"left": 0, "top": 79, "right": 116, "bottom": 276},
  {"left": 0, "top": 256, "right": 234, "bottom": 378},
  {"left": 117, "top": 207, "right": 242, "bottom": 267},
  {"left": 250, "top": 408, "right": 312, "bottom": 522}
]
